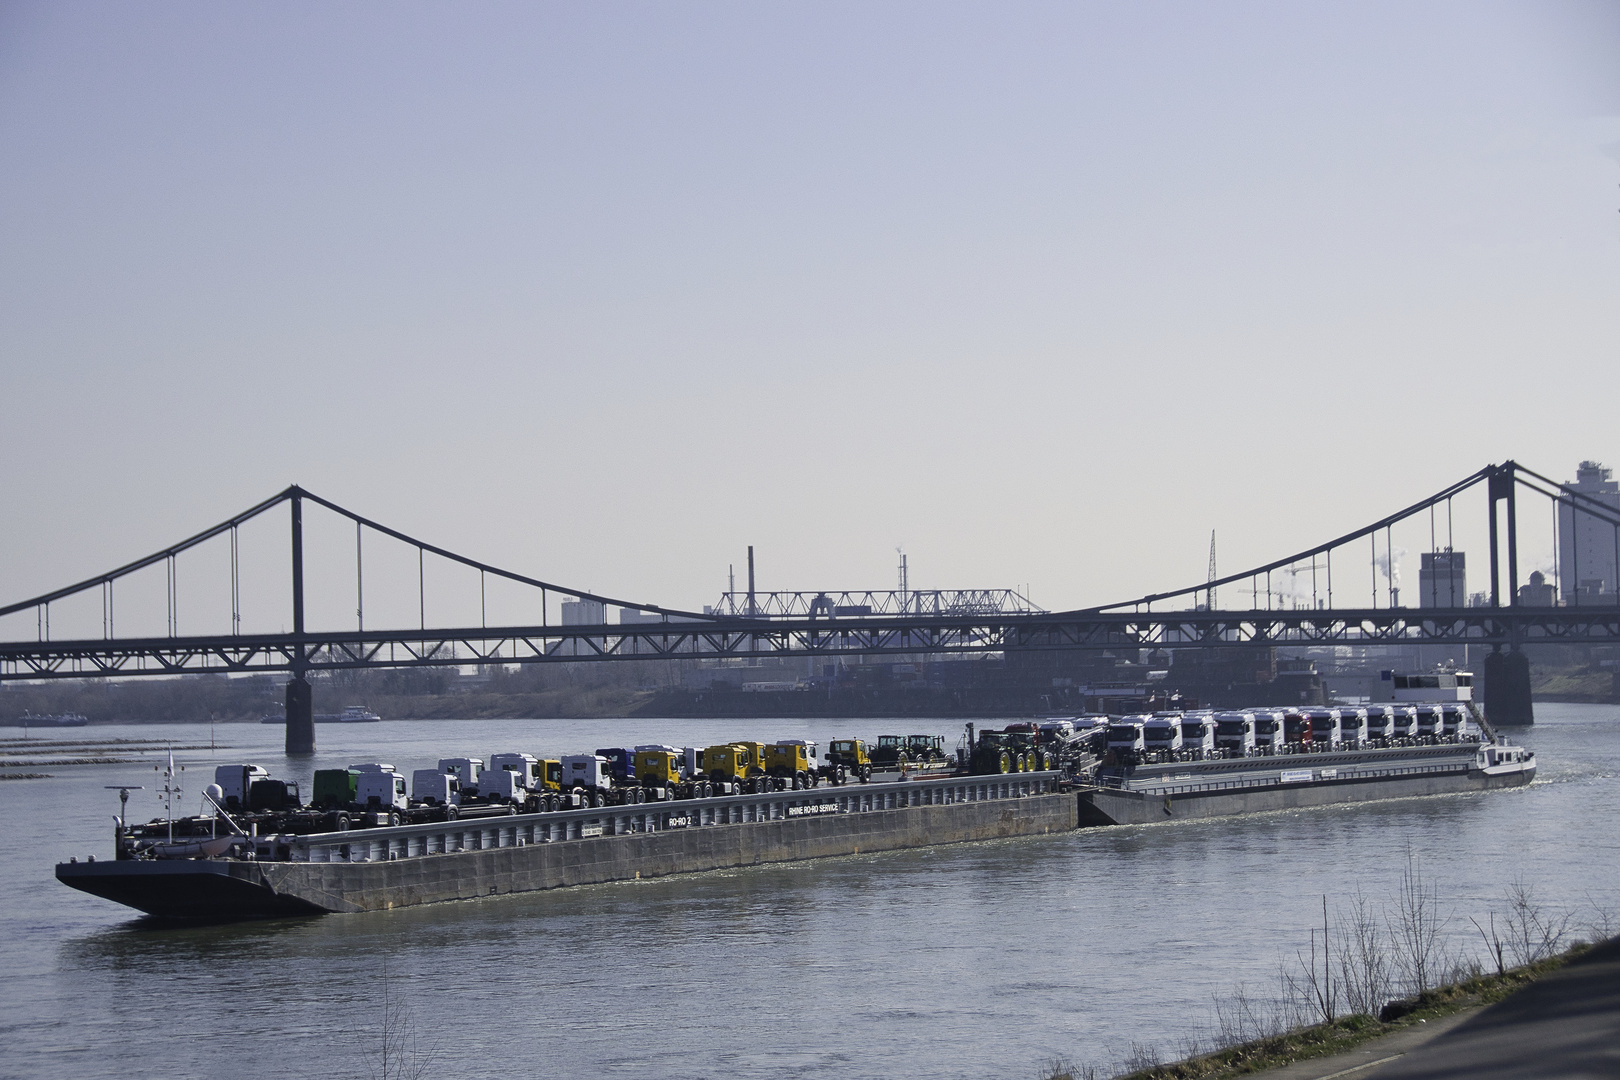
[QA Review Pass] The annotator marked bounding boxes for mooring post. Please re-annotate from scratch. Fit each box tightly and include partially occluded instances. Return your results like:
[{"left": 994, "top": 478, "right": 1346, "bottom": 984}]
[{"left": 285, "top": 489, "right": 315, "bottom": 755}]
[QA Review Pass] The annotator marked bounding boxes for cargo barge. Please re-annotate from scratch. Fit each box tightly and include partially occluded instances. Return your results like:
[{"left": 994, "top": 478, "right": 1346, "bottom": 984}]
[
  {"left": 1076, "top": 739, "right": 1534, "bottom": 826},
  {"left": 58, "top": 771, "right": 1071, "bottom": 918}
]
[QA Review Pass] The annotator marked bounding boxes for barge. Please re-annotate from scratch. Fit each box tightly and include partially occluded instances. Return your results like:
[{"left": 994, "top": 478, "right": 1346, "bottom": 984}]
[
  {"left": 1076, "top": 739, "right": 1534, "bottom": 826},
  {"left": 58, "top": 771, "right": 1073, "bottom": 918}
]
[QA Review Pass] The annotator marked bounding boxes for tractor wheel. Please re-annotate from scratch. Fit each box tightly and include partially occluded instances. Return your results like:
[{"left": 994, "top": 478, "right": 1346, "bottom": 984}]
[{"left": 998, "top": 751, "right": 1011, "bottom": 774}]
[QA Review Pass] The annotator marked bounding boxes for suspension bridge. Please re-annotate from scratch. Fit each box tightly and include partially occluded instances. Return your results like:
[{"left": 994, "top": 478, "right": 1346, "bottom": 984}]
[{"left": 3, "top": 461, "right": 1618, "bottom": 752}]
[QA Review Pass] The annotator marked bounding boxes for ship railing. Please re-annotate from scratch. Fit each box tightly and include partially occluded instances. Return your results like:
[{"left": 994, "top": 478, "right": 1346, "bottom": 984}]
[
  {"left": 1102, "top": 758, "right": 1475, "bottom": 796},
  {"left": 269, "top": 771, "right": 1064, "bottom": 865}
]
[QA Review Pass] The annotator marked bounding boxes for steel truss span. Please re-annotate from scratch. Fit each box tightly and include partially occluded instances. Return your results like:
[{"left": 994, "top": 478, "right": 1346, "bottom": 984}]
[
  {"left": 4, "top": 461, "right": 1620, "bottom": 683},
  {"left": 4, "top": 608, "right": 1620, "bottom": 681}
]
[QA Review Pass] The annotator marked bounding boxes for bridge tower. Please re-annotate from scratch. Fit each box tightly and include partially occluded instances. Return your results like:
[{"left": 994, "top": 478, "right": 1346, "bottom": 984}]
[
  {"left": 285, "top": 490, "right": 316, "bottom": 754},
  {"left": 1485, "top": 463, "right": 1533, "bottom": 725}
]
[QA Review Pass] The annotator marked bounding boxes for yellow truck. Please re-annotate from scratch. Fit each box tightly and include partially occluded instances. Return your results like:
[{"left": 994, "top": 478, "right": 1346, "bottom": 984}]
[
  {"left": 700, "top": 744, "right": 758, "bottom": 795},
  {"left": 763, "top": 740, "right": 820, "bottom": 789},
  {"left": 824, "top": 738, "right": 872, "bottom": 784}
]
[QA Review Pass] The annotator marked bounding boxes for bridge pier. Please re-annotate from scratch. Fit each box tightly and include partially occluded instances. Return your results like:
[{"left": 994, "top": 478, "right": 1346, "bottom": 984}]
[
  {"left": 1483, "top": 648, "right": 1534, "bottom": 726},
  {"left": 285, "top": 676, "right": 315, "bottom": 755}
]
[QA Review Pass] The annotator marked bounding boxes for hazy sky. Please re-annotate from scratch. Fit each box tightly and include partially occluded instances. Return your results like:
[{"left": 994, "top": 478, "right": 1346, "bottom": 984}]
[{"left": 2, "top": 2, "right": 1618, "bottom": 637}]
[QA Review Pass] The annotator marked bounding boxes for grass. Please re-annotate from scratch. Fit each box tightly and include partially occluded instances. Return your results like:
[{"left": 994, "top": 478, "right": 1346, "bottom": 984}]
[{"left": 1045, "top": 942, "right": 1593, "bottom": 1080}]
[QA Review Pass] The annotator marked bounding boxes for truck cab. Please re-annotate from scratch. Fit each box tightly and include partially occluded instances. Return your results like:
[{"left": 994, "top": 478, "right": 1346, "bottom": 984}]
[
  {"left": 1107, "top": 716, "right": 1149, "bottom": 765},
  {"left": 825, "top": 739, "right": 872, "bottom": 783},
  {"left": 411, "top": 768, "right": 461, "bottom": 807},
  {"left": 1213, "top": 712, "right": 1256, "bottom": 758},
  {"left": 1303, "top": 709, "right": 1340, "bottom": 750},
  {"left": 560, "top": 754, "right": 617, "bottom": 806},
  {"left": 1440, "top": 704, "right": 1469, "bottom": 741},
  {"left": 1251, "top": 710, "right": 1285, "bottom": 755},
  {"left": 1337, "top": 707, "right": 1367, "bottom": 749},
  {"left": 700, "top": 744, "right": 755, "bottom": 793},
  {"left": 1178, "top": 713, "right": 1215, "bottom": 760},
  {"left": 352, "top": 764, "right": 409, "bottom": 813},
  {"left": 634, "top": 749, "right": 684, "bottom": 798},
  {"left": 595, "top": 747, "right": 635, "bottom": 784},
  {"left": 1363, "top": 706, "right": 1392, "bottom": 745},
  {"left": 1141, "top": 714, "right": 1183, "bottom": 762},
  {"left": 1414, "top": 704, "right": 1443, "bottom": 742},
  {"left": 214, "top": 764, "right": 270, "bottom": 811},
  {"left": 765, "top": 741, "right": 817, "bottom": 788},
  {"left": 488, "top": 753, "right": 544, "bottom": 792},
  {"left": 1391, "top": 705, "right": 1419, "bottom": 744},
  {"left": 437, "top": 757, "right": 484, "bottom": 795},
  {"left": 1282, "top": 710, "right": 1313, "bottom": 751}
]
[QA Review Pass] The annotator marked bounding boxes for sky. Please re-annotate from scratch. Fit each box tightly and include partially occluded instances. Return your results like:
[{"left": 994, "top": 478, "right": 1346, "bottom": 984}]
[{"left": 2, "top": 1, "right": 1619, "bottom": 639}]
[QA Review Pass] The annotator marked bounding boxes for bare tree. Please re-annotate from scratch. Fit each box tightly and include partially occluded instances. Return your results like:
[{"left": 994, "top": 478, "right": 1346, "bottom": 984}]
[
  {"left": 1580, "top": 892, "right": 1618, "bottom": 943},
  {"left": 1388, "top": 852, "right": 1447, "bottom": 994},
  {"left": 1337, "top": 887, "right": 1394, "bottom": 1016},
  {"left": 1502, "top": 880, "right": 1571, "bottom": 967},
  {"left": 367, "top": 958, "right": 439, "bottom": 1080},
  {"left": 1469, "top": 911, "right": 1507, "bottom": 977},
  {"left": 1283, "top": 897, "right": 1339, "bottom": 1025}
]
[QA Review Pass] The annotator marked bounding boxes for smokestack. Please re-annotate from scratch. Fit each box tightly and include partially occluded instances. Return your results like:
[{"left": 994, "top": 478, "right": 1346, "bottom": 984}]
[{"left": 747, "top": 545, "right": 755, "bottom": 617}]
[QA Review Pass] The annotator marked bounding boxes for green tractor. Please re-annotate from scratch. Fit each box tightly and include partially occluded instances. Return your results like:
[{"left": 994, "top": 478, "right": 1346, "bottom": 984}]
[{"left": 968, "top": 729, "right": 1054, "bottom": 775}]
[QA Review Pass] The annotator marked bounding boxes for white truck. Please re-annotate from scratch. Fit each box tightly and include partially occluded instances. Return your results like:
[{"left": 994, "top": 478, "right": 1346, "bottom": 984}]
[
  {"left": 411, "top": 768, "right": 461, "bottom": 808},
  {"left": 1141, "top": 714, "right": 1183, "bottom": 762},
  {"left": 1251, "top": 710, "right": 1286, "bottom": 755},
  {"left": 1391, "top": 705, "right": 1419, "bottom": 743},
  {"left": 1107, "top": 716, "right": 1149, "bottom": 765},
  {"left": 438, "top": 757, "right": 484, "bottom": 794},
  {"left": 214, "top": 764, "right": 270, "bottom": 811},
  {"left": 1178, "top": 712, "right": 1216, "bottom": 760},
  {"left": 560, "top": 753, "right": 638, "bottom": 807},
  {"left": 349, "top": 763, "right": 409, "bottom": 823},
  {"left": 1364, "top": 705, "right": 1393, "bottom": 745},
  {"left": 1337, "top": 707, "right": 1367, "bottom": 749},
  {"left": 1213, "top": 712, "right": 1257, "bottom": 757}
]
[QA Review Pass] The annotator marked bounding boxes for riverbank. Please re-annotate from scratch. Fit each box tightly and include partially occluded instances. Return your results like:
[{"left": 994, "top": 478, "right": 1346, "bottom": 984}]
[{"left": 1053, "top": 943, "right": 1599, "bottom": 1080}]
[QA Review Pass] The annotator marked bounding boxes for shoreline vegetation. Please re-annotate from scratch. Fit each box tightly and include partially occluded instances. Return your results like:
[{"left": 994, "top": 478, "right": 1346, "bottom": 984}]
[{"left": 1042, "top": 861, "right": 1615, "bottom": 1080}]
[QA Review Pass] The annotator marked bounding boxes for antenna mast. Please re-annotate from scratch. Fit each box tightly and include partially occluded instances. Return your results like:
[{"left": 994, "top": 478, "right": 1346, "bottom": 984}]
[{"left": 1207, "top": 530, "right": 1218, "bottom": 610}]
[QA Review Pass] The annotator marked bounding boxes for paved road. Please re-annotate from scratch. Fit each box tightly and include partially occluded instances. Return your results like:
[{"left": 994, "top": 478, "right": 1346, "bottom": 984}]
[
  {"left": 1243, "top": 935, "right": 1620, "bottom": 1080},
  {"left": 1365, "top": 934, "right": 1620, "bottom": 1080}
]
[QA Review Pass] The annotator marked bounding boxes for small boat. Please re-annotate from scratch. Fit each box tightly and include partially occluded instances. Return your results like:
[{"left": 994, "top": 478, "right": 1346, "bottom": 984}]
[{"left": 151, "top": 835, "right": 237, "bottom": 859}]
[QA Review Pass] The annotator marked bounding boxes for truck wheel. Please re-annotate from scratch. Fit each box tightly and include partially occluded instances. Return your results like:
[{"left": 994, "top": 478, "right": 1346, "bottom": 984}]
[
  {"left": 388, "top": 812, "right": 401, "bottom": 827},
  {"left": 792, "top": 773, "right": 804, "bottom": 790},
  {"left": 335, "top": 812, "right": 351, "bottom": 831},
  {"left": 445, "top": 805, "right": 459, "bottom": 821},
  {"left": 505, "top": 804, "right": 517, "bottom": 816},
  {"left": 860, "top": 766, "right": 871, "bottom": 783}
]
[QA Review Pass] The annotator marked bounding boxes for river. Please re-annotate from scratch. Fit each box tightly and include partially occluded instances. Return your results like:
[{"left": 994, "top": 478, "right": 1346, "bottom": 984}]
[{"left": 1, "top": 704, "right": 1615, "bottom": 1079}]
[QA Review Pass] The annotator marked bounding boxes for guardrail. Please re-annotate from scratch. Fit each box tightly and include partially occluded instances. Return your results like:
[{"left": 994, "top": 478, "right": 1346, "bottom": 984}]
[{"left": 271, "top": 771, "right": 1063, "bottom": 864}]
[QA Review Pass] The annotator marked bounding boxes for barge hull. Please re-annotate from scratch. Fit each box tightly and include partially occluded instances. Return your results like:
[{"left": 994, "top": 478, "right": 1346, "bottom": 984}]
[
  {"left": 61, "top": 790, "right": 1077, "bottom": 919},
  {"left": 1078, "top": 767, "right": 1532, "bottom": 827}
]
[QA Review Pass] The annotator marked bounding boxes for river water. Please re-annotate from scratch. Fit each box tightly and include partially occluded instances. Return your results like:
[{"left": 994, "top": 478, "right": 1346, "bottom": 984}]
[{"left": 2, "top": 704, "right": 1616, "bottom": 1080}]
